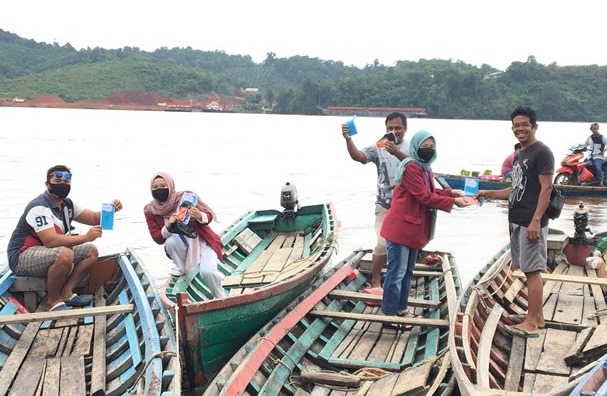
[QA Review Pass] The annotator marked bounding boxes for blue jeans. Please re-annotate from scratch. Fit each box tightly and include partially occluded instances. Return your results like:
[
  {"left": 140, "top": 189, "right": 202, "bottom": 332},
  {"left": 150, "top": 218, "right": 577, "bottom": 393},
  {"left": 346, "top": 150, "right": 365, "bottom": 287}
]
[
  {"left": 592, "top": 157, "right": 604, "bottom": 184},
  {"left": 381, "top": 240, "right": 417, "bottom": 315}
]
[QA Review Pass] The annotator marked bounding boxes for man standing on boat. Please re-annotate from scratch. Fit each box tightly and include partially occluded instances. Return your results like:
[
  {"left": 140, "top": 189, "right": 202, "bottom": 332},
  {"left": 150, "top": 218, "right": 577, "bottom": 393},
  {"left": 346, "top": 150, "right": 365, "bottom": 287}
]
[
  {"left": 342, "top": 112, "right": 409, "bottom": 295},
  {"left": 584, "top": 122, "right": 607, "bottom": 186},
  {"left": 7, "top": 165, "right": 123, "bottom": 312},
  {"left": 477, "top": 106, "right": 554, "bottom": 338}
]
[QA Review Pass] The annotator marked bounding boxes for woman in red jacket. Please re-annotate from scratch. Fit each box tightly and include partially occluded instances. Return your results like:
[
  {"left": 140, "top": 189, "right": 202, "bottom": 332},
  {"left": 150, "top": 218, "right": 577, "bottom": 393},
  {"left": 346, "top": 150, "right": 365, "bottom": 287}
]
[
  {"left": 144, "top": 172, "right": 225, "bottom": 298},
  {"left": 380, "top": 130, "right": 470, "bottom": 322}
]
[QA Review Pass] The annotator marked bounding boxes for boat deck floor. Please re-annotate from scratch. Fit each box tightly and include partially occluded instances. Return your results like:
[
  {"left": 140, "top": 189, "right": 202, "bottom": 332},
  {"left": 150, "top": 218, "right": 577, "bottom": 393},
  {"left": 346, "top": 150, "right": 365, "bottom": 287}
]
[{"left": 0, "top": 288, "right": 136, "bottom": 396}]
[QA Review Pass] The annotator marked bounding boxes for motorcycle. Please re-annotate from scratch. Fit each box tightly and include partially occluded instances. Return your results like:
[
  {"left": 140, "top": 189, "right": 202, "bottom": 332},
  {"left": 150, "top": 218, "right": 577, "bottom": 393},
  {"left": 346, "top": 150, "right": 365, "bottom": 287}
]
[{"left": 554, "top": 144, "right": 607, "bottom": 185}]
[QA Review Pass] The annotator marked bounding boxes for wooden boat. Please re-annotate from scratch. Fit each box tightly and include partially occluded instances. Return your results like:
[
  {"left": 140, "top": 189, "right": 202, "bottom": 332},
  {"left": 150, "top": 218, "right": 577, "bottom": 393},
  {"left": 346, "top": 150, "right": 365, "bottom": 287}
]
[
  {"left": 202, "top": 247, "right": 462, "bottom": 396},
  {"left": 160, "top": 202, "right": 338, "bottom": 387},
  {"left": 0, "top": 248, "right": 180, "bottom": 396},
  {"left": 435, "top": 172, "right": 607, "bottom": 197},
  {"left": 449, "top": 230, "right": 607, "bottom": 395},
  {"left": 569, "top": 352, "right": 607, "bottom": 395}
]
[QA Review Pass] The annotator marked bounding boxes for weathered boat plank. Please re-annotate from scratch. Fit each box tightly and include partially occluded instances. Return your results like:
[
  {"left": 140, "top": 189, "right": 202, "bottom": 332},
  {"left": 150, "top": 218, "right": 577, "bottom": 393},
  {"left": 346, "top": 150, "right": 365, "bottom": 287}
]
[{"left": 0, "top": 321, "right": 41, "bottom": 395}]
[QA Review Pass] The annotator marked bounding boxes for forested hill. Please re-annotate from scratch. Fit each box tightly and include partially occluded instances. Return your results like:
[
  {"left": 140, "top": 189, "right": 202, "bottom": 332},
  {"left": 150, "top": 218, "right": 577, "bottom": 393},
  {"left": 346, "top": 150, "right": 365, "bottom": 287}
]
[{"left": 2, "top": 28, "right": 607, "bottom": 121}]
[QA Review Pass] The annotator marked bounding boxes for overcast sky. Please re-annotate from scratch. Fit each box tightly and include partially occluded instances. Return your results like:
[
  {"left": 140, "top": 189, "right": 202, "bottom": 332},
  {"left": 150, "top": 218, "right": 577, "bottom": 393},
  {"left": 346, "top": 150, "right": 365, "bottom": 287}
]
[{"left": 1, "top": 1, "right": 601, "bottom": 71}]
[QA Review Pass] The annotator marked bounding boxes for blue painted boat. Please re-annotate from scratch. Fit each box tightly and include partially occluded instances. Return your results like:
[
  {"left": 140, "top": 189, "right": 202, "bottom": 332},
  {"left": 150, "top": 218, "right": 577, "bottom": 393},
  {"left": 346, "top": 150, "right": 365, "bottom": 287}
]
[
  {"left": 202, "top": 247, "right": 461, "bottom": 396},
  {"left": 570, "top": 352, "right": 607, "bottom": 395},
  {"left": 0, "top": 248, "right": 180, "bottom": 396},
  {"left": 435, "top": 172, "right": 607, "bottom": 198}
]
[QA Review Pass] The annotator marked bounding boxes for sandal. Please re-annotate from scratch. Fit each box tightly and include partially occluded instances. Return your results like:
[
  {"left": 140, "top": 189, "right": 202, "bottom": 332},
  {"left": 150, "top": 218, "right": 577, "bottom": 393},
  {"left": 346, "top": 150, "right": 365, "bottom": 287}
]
[{"left": 397, "top": 310, "right": 422, "bottom": 318}]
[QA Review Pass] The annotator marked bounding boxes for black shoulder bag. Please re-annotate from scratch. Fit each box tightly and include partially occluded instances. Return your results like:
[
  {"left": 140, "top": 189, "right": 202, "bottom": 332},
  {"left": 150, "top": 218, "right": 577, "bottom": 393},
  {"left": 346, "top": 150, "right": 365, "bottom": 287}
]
[{"left": 546, "top": 186, "right": 564, "bottom": 219}]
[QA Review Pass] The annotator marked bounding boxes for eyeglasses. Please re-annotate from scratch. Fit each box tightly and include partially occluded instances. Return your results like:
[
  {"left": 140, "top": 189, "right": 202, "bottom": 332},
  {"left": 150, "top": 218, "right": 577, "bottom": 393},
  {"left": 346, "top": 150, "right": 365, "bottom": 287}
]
[
  {"left": 512, "top": 122, "right": 532, "bottom": 129},
  {"left": 53, "top": 171, "right": 72, "bottom": 180}
]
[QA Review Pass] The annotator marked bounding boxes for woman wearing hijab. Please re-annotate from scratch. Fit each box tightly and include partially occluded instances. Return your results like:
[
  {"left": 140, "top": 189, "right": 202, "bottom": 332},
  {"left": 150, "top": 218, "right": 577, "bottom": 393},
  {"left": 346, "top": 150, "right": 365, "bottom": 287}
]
[
  {"left": 380, "top": 130, "right": 470, "bottom": 324},
  {"left": 144, "top": 172, "right": 225, "bottom": 298}
]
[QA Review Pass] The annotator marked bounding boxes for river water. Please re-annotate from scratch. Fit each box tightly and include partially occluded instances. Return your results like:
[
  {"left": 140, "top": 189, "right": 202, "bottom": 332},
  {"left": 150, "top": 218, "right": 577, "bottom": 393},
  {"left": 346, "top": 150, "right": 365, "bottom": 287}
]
[{"left": 0, "top": 107, "right": 603, "bottom": 288}]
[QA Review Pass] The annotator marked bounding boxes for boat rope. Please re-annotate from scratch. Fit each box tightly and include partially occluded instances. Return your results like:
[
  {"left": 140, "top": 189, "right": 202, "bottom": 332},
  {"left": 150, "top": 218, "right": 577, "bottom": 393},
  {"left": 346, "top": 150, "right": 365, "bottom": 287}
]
[
  {"left": 352, "top": 367, "right": 391, "bottom": 380},
  {"left": 260, "top": 336, "right": 299, "bottom": 372},
  {"left": 126, "top": 350, "right": 179, "bottom": 394}
]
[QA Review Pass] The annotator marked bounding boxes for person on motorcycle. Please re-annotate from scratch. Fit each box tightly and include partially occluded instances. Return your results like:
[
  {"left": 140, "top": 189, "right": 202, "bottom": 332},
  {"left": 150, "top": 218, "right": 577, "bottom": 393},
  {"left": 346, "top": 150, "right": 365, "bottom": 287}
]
[{"left": 584, "top": 122, "right": 607, "bottom": 186}]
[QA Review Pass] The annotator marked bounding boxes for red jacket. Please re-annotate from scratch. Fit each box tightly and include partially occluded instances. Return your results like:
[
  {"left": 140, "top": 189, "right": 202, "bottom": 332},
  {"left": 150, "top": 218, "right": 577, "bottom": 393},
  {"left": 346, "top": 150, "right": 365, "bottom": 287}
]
[
  {"left": 380, "top": 163, "right": 454, "bottom": 250},
  {"left": 144, "top": 210, "right": 224, "bottom": 262}
]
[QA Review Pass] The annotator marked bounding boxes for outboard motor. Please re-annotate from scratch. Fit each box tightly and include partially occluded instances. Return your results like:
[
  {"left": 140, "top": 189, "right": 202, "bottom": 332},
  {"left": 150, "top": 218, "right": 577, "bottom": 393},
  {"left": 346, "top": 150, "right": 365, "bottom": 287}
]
[
  {"left": 572, "top": 203, "right": 590, "bottom": 244},
  {"left": 280, "top": 182, "right": 299, "bottom": 218}
]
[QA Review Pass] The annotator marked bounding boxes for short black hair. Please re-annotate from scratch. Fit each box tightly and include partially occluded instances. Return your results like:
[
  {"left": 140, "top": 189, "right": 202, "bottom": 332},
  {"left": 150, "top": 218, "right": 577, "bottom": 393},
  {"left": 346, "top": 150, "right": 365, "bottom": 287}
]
[
  {"left": 514, "top": 142, "right": 522, "bottom": 150},
  {"left": 385, "top": 112, "right": 407, "bottom": 129},
  {"left": 46, "top": 165, "right": 70, "bottom": 183},
  {"left": 510, "top": 105, "right": 537, "bottom": 126}
]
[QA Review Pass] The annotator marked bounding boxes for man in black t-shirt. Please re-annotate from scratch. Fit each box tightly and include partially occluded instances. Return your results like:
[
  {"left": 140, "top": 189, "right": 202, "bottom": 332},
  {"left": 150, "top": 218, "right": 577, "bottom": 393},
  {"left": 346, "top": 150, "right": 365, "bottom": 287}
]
[{"left": 476, "top": 105, "right": 554, "bottom": 339}]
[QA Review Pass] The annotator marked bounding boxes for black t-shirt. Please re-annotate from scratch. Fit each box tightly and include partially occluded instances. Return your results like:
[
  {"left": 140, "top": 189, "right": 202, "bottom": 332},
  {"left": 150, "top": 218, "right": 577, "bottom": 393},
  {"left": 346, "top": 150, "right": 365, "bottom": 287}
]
[{"left": 508, "top": 141, "right": 555, "bottom": 228}]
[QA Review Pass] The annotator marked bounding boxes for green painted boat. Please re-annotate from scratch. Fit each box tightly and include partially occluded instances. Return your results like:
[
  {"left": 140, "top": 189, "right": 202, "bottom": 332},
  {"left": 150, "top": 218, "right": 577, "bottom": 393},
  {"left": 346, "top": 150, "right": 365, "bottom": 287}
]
[
  {"left": 160, "top": 200, "right": 338, "bottom": 388},
  {"left": 202, "top": 247, "right": 462, "bottom": 395}
]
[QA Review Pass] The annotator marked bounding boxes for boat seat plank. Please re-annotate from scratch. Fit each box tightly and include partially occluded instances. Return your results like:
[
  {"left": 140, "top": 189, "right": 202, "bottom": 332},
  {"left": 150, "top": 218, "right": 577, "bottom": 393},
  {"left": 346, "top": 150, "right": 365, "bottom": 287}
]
[
  {"left": 7, "top": 357, "right": 45, "bottom": 396},
  {"left": 477, "top": 303, "right": 504, "bottom": 388},
  {"left": 308, "top": 310, "right": 449, "bottom": 328},
  {"left": 536, "top": 328, "right": 576, "bottom": 375},
  {"left": 59, "top": 355, "right": 86, "bottom": 395},
  {"left": 504, "top": 336, "right": 526, "bottom": 391},
  {"left": 0, "top": 304, "right": 133, "bottom": 325},
  {"left": 327, "top": 290, "right": 441, "bottom": 309},
  {"left": 43, "top": 358, "right": 61, "bottom": 396},
  {"left": 247, "top": 214, "right": 278, "bottom": 225},
  {"left": 513, "top": 271, "right": 607, "bottom": 287},
  {"left": 0, "top": 320, "right": 42, "bottom": 396}
]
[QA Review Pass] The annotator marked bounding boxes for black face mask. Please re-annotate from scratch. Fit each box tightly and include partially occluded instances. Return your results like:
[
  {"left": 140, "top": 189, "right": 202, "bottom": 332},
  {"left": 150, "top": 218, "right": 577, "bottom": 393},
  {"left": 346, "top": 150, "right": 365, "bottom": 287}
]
[
  {"left": 417, "top": 147, "right": 435, "bottom": 163},
  {"left": 49, "top": 183, "right": 71, "bottom": 199},
  {"left": 152, "top": 188, "right": 170, "bottom": 202}
]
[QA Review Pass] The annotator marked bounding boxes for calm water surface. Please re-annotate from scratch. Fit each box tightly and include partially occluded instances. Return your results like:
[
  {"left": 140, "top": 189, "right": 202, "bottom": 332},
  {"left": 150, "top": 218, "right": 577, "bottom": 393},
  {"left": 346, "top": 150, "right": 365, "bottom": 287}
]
[{"left": 1, "top": 107, "right": 604, "bottom": 289}]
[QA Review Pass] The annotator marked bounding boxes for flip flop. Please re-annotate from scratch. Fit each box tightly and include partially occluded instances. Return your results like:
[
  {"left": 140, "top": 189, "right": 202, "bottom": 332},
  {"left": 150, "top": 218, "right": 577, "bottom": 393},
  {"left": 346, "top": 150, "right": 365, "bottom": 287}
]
[
  {"left": 506, "top": 313, "right": 526, "bottom": 324},
  {"left": 65, "top": 294, "right": 93, "bottom": 307},
  {"left": 398, "top": 310, "right": 422, "bottom": 318},
  {"left": 506, "top": 313, "right": 545, "bottom": 329},
  {"left": 503, "top": 324, "right": 539, "bottom": 339},
  {"left": 362, "top": 287, "right": 383, "bottom": 306},
  {"left": 49, "top": 302, "right": 72, "bottom": 312}
]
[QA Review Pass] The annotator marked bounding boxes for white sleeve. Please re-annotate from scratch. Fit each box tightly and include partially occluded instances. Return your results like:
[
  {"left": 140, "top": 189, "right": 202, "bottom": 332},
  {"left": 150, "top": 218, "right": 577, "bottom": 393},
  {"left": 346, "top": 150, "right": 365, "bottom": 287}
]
[
  {"left": 72, "top": 201, "right": 85, "bottom": 218},
  {"left": 25, "top": 205, "right": 58, "bottom": 233}
]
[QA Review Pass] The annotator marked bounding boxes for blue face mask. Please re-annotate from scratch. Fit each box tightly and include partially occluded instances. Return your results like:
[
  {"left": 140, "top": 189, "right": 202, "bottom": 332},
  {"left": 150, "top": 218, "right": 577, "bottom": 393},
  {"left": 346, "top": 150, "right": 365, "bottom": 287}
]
[{"left": 417, "top": 147, "right": 435, "bottom": 163}]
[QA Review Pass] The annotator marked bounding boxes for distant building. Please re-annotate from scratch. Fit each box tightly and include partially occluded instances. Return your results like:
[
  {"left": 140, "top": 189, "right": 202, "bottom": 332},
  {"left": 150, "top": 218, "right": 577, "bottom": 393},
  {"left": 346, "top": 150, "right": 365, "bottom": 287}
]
[{"left": 321, "top": 106, "right": 427, "bottom": 118}]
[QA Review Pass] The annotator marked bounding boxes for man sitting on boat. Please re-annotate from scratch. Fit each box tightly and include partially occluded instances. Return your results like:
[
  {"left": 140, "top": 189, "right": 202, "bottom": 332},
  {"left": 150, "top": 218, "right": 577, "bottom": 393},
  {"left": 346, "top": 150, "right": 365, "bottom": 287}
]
[{"left": 6, "top": 165, "right": 123, "bottom": 312}]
